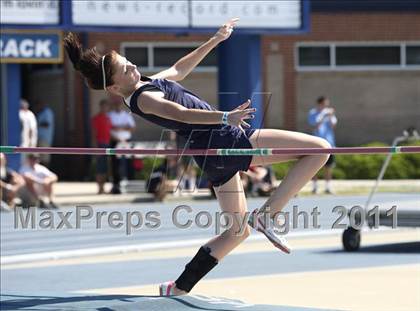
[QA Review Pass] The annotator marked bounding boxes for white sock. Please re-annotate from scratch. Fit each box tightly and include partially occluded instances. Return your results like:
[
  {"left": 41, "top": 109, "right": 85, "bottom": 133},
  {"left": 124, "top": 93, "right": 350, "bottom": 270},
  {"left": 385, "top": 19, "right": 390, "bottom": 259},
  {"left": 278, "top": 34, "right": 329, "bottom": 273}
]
[
  {"left": 188, "top": 177, "right": 196, "bottom": 191},
  {"left": 326, "top": 181, "right": 331, "bottom": 191}
]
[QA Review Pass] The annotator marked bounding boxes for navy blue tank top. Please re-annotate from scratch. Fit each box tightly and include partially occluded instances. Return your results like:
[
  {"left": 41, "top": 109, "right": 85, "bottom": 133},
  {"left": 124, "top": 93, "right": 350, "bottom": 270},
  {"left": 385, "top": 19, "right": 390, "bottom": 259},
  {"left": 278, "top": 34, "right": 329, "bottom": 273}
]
[
  {"left": 124, "top": 76, "right": 256, "bottom": 187},
  {"left": 124, "top": 76, "right": 242, "bottom": 141}
]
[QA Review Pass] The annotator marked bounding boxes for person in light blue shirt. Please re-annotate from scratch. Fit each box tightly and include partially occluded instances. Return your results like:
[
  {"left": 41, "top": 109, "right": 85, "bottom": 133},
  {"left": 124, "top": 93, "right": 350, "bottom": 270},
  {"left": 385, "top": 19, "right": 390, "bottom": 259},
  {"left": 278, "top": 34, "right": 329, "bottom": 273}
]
[
  {"left": 308, "top": 96, "right": 338, "bottom": 194},
  {"left": 35, "top": 100, "right": 55, "bottom": 165}
]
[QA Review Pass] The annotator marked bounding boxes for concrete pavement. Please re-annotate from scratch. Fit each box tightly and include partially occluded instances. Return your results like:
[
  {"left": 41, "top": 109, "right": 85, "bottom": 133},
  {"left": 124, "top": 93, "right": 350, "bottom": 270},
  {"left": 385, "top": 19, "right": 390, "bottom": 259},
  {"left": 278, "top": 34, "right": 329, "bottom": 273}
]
[
  {"left": 2, "top": 230, "right": 419, "bottom": 311},
  {"left": 2, "top": 194, "right": 419, "bottom": 310},
  {"left": 51, "top": 179, "right": 420, "bottom": 206}
]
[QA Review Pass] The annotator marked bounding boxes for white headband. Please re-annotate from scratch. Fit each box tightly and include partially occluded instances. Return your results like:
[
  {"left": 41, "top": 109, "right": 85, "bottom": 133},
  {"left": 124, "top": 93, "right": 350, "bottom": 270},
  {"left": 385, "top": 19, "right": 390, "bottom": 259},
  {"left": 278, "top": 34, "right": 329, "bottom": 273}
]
[{"left": 101, "top": 55, "right": 107, "bottom": 91}]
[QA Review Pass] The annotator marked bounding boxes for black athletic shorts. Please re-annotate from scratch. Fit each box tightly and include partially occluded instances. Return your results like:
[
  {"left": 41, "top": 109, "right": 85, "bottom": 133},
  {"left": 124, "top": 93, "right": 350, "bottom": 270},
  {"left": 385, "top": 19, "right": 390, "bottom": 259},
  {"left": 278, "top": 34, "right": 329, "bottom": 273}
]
[{"left": 325, "top": 154, "right": 335, "bottom": 167}]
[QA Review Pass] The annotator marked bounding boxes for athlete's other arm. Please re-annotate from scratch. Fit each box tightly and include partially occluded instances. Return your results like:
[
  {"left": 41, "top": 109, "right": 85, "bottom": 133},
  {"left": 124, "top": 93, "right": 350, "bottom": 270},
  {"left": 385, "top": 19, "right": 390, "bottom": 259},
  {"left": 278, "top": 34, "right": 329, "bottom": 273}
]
[
  {"left": 138, "top": 91, "right": 255, "bottom": 132},
  {"left": 150, "top": 18, "right": 239, "bottom": 81}
]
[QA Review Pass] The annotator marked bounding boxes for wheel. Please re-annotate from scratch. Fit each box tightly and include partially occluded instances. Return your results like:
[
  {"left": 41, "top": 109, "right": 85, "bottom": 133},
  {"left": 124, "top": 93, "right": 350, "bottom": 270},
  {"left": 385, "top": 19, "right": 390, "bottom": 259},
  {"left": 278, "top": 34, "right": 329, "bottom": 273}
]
[{"left": 342, "top": 227, "right": 361, "bottom": 251}]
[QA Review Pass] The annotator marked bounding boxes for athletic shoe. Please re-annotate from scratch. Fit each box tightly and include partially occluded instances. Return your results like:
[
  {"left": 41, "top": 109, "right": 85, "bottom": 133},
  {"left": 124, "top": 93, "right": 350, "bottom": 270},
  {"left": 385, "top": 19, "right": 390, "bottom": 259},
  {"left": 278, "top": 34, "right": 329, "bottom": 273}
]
[
  {"left": 159, "top": 281, "right": 176, "bottom": 296},
  {"left": 110, "top": 186, "right": 121, "bottom": 195},
  {"left": 0, "top": 201, "right": 12, "bottom": 212},
  {"left": 48, "top": 201, "right": 59, "bottom": 209},
  {"left": 248, "top": 208, "right": 291, "bottom": 254},
  {"left": 38, "top": 200, "right": 49, "bottom": 209},
  {"left": 325, "top": 189, "right": 334, "bottom": 195}
]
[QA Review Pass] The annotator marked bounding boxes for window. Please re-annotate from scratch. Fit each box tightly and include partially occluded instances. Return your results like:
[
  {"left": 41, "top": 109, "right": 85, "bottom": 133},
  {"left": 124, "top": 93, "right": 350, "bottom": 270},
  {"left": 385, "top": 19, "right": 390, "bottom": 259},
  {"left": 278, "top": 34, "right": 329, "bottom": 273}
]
[
  {"left": 124, "top": 47, "right": 148, "bottom": 67},
  {"left": 296, "top": 42, "right": 420, "bottom": 70},
  {"left": 154, "top": 47, "right": 217, "bottom": 67},
  {"left": 298, "top": 47, "right": 330, "bottom": 66},
  {"left": 336, "top": 46, "right": 400, "bottom": 66},
  {"left": 406, "top": 46, "right": 420, "bottom": 65},
  {"left": 121, "top": 43, "right": 217, "bottom": 71}
]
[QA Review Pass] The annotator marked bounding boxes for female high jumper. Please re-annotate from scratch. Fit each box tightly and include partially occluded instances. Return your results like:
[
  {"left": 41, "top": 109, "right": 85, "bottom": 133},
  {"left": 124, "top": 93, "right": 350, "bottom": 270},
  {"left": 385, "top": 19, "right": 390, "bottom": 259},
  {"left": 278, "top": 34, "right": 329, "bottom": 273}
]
[{"left": 64, "top": 18, "right": 330, "bottom": 296}]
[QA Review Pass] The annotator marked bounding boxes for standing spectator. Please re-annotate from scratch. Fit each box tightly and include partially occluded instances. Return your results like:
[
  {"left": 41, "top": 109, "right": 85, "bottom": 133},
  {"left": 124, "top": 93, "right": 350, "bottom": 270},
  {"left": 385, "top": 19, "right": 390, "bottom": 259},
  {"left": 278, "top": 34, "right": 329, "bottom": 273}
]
[
  {"left": 169, "top": 131, "right": 197, "bottom": 194},
  {"left": 35, "top": 100, "right": 55, "bottom": 165},
  {"left": 19, "top": 154, "right": 59, "bottom": 208},
  {"left": 19, "top": 99, "right": 38, "bottom": 148},
  {"left": 308, "top": 96, "right": 338, "bottom": 194},
  {"left": 19, "top": 99, "right": 37, "bottom": 147},
  {"left": 91, "top": 99, "right": 112, "bottom": 194},
  {"left": 179, "top": 160, "right": 197, "bottom": 194},
  {"left": 19, "top": 99, "right": 38, "bottom": 166},
  {"left": 108, "top": 101, "right": 136, "bottom": 194}
]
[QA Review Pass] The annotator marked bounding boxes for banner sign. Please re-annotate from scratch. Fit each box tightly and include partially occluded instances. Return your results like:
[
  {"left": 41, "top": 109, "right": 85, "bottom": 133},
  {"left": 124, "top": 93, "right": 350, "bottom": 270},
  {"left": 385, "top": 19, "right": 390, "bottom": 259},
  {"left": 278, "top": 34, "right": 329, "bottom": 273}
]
[
  {"left": 0, "top": 0, "right": 59, "bottom": 25},
  {"left": 0, "top": 31, "right": 63, "bottom": 63},
  {"left": 72, "top": 0, "right": 302, "bottom": 30},
  {"left": 72, "top": 1, "right": 189, "bottom": 27},
  {"left": 191, "top": 1, "right": 301, "bottom": 29}
]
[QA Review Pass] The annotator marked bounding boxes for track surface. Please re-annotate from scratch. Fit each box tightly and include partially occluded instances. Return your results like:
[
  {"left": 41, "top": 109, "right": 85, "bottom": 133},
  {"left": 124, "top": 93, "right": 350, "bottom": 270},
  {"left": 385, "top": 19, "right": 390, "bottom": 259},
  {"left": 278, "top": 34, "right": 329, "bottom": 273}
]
[{"left": 1, "top": 194, "right": 419, "bottom": 310}]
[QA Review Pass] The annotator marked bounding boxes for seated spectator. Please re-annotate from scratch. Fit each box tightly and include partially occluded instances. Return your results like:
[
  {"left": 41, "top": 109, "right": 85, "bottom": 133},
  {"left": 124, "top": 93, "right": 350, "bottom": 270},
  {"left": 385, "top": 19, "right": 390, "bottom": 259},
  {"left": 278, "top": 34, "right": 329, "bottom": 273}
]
[
  {"left": 1, "top": 153, "right": 37, "bottom": 210},
  {"left": 146, "top": 156, "right": 179, "bottom": 201},
  {"left": 241, "top": 165, "right": 277, "bottom": 197},
  {"left": 19, "top": 154, "right": 59, "bottom": 208}
]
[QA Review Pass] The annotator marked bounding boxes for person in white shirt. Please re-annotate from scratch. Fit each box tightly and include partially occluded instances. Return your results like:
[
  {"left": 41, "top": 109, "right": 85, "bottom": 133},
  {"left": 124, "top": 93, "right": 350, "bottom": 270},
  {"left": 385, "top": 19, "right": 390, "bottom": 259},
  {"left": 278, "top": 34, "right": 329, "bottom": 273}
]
[
  {"left": 20, "top": 154, "right": 59, "bottom": 208},
  {"left": 19, "top": 99, "right": 38, "bottom": 147},
  {"left": 107, "top": 101, "right": 136, "bottom": 194},
  {"left": 19, "top": 99, "right": 38, "bottom": 166}
]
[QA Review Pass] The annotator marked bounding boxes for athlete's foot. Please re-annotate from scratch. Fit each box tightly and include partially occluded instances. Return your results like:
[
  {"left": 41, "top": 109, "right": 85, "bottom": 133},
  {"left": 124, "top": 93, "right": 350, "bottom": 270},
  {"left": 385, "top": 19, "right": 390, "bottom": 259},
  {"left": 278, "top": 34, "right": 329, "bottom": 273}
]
[
  {"left": 248, "top": 208, "right": 291, "bottom": 254},
  {"left": 159, "top": 281, "right": 187, "bottom": 296},
  {"left": 173, "top": 286, "right": 188, "bottom": 296}
]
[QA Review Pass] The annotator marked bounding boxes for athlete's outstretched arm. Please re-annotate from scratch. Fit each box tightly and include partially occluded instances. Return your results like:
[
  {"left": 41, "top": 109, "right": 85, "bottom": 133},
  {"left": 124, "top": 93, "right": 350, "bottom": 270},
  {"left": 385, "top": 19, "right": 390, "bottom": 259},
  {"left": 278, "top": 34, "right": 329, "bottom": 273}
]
[
  {"left": 138, "top": 91, "right": 255, "bottom": 132},
  {"left": 150, "top": 18, "right": 239, "bottom": 81}
]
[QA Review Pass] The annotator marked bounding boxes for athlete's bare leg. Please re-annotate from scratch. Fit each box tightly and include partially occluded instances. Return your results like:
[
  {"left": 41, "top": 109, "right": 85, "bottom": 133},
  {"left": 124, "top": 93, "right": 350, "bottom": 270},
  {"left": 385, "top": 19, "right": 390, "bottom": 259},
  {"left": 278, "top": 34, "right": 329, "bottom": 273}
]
[
  {"left": 249, "top": 129, "right": 330, "bottom": 215},
  {"left": 171, "top": 173, "right": 249, "bottom": 295}
]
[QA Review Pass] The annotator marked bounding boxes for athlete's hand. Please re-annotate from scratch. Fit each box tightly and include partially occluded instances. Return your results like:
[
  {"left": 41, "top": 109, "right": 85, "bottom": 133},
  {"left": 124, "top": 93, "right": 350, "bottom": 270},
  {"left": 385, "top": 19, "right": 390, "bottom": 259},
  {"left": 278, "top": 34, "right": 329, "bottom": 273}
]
[
  {"left": 213, "top": 18, "right": 239, "bottom": 43},
  {"left": 227, "top": 99, "right": 256, "bottom": 134}
]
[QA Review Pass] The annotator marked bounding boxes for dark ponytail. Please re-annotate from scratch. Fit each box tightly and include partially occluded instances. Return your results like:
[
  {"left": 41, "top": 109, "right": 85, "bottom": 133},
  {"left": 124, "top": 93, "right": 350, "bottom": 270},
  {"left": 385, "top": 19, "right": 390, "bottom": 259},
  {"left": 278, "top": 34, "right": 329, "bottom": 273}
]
[{"left": 64, "top": 32, "right": 114, "bottom": 90}]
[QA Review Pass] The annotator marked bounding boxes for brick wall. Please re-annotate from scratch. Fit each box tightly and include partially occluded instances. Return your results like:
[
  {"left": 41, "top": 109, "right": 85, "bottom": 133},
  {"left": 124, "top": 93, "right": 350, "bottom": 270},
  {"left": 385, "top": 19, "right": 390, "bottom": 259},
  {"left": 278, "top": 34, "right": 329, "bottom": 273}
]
[
  {"left": 86, "top": 32, "right": 218, "bottom": 141},
  {"left": 297, "top": 71, "right": 420, "bottom": 145},
  {"left": 263, "top": 12, "right": 420, "bottom": 142},
  {"left": 72, "top": 13, "right": 420, "bottom": 146}
]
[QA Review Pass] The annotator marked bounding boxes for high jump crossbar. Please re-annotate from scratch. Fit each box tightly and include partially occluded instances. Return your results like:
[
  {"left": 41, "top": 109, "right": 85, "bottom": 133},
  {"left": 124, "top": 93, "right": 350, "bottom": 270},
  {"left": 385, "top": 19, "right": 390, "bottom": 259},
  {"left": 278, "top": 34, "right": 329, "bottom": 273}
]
[{"left": 1, "top": 146, "right": 420, "bottom": 156}]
